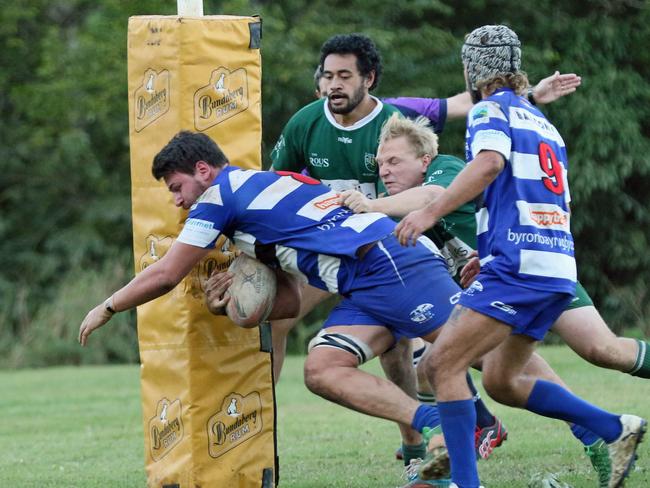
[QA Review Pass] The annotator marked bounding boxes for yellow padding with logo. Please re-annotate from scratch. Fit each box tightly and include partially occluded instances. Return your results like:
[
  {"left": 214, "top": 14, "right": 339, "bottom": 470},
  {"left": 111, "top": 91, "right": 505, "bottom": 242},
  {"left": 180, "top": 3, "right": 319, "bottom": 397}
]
[{"left": 127, "top": 15, "right": 275, "bottom": 488}]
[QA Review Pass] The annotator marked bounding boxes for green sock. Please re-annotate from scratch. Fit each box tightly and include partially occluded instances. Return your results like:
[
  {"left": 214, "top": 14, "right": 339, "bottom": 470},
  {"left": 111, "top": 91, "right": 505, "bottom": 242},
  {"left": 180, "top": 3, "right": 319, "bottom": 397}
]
[
  {"left": 629, "top": 340, "right": 650, "bottom": 379},
  {"left": 402, "top": 441, "right": 426, "bottom": 466},
  {"left": 417, "top": 391, "right": 436, "bottom": 405}
]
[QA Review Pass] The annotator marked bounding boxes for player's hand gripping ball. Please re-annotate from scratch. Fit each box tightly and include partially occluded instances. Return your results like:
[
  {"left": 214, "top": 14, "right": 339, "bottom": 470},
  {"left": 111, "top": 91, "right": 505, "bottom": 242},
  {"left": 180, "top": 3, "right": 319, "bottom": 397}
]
[{"left": 206, "top": 254, "right": 276, "bottom": 328}]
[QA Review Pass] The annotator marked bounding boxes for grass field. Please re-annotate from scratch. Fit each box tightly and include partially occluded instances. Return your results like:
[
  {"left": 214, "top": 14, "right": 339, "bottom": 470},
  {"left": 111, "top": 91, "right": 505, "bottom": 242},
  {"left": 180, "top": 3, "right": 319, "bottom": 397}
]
[{"left": 1, "top": 346, "right": 648, "bottom": 487}]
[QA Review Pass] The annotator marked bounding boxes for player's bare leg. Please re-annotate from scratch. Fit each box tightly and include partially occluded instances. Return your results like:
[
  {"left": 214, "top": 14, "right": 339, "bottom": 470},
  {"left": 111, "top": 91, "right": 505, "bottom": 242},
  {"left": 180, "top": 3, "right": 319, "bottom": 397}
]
[
  {"left": 271, "top": 283, "right": 331, "bottom": 381},
  {"left": 304, "top": 325, "right": 442, "bottom": 435},
  {"left": 425, "top": 305, "right": 645, "bottom": 488},
  {"left": 552, "top": 306, "right": 641, "bottom": 372},
  {"left": 380, "top": 337, "right": 435, "bottom": 468}
]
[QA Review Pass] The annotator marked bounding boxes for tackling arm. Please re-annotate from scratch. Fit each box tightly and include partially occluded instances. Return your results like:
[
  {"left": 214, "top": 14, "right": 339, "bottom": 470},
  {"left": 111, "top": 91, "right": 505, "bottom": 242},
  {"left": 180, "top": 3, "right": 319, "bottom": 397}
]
[
  {"left": 340, "top": 185, "right": 443, "bottom": 218},
  {"left": 395, "top": 150, "right": 504, "bottom": 245}
]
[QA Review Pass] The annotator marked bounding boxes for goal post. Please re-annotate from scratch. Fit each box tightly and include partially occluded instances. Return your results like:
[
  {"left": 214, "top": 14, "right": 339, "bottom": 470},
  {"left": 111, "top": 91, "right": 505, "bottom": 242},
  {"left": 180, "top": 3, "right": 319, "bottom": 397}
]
[{"left": 127, "top": 12, "right": 276, "bottom": 488}]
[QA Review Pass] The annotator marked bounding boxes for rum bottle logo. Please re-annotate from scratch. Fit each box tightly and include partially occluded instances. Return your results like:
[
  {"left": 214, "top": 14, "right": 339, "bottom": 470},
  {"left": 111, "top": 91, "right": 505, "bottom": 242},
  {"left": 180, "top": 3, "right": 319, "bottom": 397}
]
[
  {"left": 194, "top": 67, "right": 249, "bottom": 131},
  {"left": 134, "top": 69, "right": 170, "bottom": 132},
  {"left": 149, "top": 398, "right": 184, "bottom": 461},
  {"left": 206, "top": 392, "right": 263, "bottom": 458}
]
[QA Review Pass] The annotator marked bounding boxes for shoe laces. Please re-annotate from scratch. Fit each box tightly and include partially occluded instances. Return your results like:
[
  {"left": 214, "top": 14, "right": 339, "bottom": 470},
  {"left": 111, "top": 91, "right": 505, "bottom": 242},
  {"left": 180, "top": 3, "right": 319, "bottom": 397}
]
[
  {"left": 584, "top": 440, "right": 611, "bottom": 488},
  {"left": 403, "top": 458, "right": 423, "bottom": 481}
]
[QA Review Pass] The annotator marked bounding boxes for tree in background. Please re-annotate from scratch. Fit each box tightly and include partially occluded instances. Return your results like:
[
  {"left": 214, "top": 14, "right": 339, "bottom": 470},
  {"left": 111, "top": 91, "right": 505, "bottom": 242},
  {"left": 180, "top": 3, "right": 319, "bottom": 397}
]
[{"left": 0, "top": 0, "right": 648, "bottom": 366}]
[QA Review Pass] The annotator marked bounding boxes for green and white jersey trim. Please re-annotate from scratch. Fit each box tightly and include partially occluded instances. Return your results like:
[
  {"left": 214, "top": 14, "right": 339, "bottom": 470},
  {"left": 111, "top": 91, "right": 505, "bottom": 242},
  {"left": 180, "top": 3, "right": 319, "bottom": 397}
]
[{"left": 323, "top": 95, "right": 386, "bottom": 131}]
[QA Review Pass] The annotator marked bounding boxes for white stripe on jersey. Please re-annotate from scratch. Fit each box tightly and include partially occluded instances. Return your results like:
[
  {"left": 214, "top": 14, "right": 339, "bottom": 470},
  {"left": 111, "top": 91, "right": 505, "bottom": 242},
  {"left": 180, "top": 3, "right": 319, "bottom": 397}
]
[
  {"left": 317, "top": 254, "right": 341, "bottom": 293},
  {"left": 511, "top": 151, "right": 565, "bottom": 179},
  {"left": 341, "top": 212, "right": 386, "bottom": 233},
  {"left": 563, "top": 170, "right": 571, "bottom": 204},
  {"left": 233, "top": 230, "right": 311, "bottom": 284},
  {"left": 476, "top": 207, "right": 490, "bottom": 235},
  {"left": 296, "top": 190, "right": 342, "bottom": 221},
  {"left": 417, "top": 235, "right": 442, "bottom": 257},
  {"left": 178, "top": 218, "right": 220, "bottom": 247},
  {"left": 519, "top": 249, "right": 576, "bottom": 281},
  {"left": 508, "top": 106, "right": 566, "bottom": 148},
  {"left": 320, "top": 179, "right": 377, "bottom": 199},
  {"left": 228, "top": 169, "right": 258, "bottom": 193},
  {"left": 276, "top": 245, "right": 309, "bottom": 284},
  {"left": 480, "top": 254, "right": 495, "bottom": 266},
  {"left": 377, "top": 240, "right": 405, "bottom": 287},
  {"left": 192, "top": 185, "right": 223, "bottom": 209},
  {"left": 247, "top": 176, "right": 302, "bottom": 210},
  {"left": 516, "top": 200, "right": 571, "bottom": 232},
  {"left": 470, "top": 129, "right": 511, "bottom": 161},
  {"left": 232, "top": 230, "right": 256, "bottom": 256}
]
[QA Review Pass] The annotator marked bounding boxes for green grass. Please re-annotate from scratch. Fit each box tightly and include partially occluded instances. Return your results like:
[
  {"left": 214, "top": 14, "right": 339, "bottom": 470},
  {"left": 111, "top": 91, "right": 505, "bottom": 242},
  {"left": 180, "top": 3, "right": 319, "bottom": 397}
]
[{"left": 1, "top": 347, "right": 648, "bottom": 487}]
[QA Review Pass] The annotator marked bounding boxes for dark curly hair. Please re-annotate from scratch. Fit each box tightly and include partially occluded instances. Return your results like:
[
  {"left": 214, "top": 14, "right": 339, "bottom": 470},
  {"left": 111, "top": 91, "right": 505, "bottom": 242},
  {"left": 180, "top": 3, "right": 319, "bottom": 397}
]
[
  {"left": 152, "top": 131, "right": 229, "bottom": 180},
  {"left": 319, "top": 33, "right": 382, "bottom": 91}
]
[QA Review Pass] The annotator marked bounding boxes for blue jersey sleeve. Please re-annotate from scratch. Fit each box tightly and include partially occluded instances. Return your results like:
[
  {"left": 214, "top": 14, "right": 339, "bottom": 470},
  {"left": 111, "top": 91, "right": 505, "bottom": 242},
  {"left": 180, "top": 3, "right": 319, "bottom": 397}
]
[{"left": 176, "top": 184, "right": 236, "bottom": 249}]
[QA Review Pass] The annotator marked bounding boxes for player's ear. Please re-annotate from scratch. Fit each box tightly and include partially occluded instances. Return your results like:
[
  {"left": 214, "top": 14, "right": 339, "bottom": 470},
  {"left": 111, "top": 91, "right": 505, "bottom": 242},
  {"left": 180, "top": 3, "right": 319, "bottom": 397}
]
[
  {"left": 195, "top": 160, "right": 212, "bottom": 178},
  {"left": 364, "top": 70, "right": 375, "bottom": 89},
  {"left": 421, "top": 153, "right": 432, "bottom": 171}
]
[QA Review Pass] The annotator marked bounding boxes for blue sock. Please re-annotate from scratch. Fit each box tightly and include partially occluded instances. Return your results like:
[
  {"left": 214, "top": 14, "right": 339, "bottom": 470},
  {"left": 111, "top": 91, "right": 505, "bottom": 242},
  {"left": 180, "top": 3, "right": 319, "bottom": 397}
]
[
  {"left": 525, "top": 380, "right": 622, "bottom": 443},
  {"left": 467, "top": 373, "right": 494, "bottom": 428},
  {"left": 570, "top": 423, "right": 601, "bottom": 446},
  {"left": 411, "top": 404, "right": 441, "bottom": 432},
  {"left": 439, "top": 399, "right": 481, "bottom": 488}
]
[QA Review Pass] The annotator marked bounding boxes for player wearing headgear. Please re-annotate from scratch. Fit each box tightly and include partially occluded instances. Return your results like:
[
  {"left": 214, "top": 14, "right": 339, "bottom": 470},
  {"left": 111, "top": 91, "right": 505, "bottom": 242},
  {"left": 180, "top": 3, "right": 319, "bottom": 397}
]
[
  {"left": 395, "top": 25, "right": 646, "bottom": 488},
  {"left": 346, "top": 113, "right": 650, "bottom": 486}
]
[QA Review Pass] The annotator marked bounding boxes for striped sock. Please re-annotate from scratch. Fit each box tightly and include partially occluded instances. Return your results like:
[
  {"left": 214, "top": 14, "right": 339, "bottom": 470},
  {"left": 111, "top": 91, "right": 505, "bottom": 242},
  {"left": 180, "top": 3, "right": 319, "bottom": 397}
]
[
  {"left": 417, "top": 391, "right": 437, "bottom": 405},
  {"left": 629, "top": 340, "right": 650, "bottom": 379},
  {"left": 402, "top": 442, "right": 427, "bottom": 466}
]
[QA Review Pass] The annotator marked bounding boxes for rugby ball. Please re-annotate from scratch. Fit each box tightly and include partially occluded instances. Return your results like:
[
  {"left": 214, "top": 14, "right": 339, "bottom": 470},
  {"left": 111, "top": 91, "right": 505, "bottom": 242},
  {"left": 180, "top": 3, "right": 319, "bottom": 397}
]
[{"left": 225, "top": 254, "right": 277, "bottom": 328}]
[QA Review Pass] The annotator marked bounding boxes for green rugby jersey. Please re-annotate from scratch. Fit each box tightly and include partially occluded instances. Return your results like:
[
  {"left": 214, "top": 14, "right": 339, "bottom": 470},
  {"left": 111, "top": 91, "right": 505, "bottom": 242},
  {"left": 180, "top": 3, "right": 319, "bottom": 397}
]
[
  {"left": 271, "top": 97, "right": 400, "bottom": 199},
  {"left": 378, "top": 154, "right": 476, "bottom": 279}
]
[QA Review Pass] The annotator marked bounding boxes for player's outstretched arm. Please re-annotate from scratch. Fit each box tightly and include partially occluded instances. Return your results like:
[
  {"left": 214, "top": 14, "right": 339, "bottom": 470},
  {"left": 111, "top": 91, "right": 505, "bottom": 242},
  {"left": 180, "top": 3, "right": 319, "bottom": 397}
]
[
  {"left": 340, "top": 186, "right": 443, "bottom": 218},
  {"left": 446, "top": 71, "right": 582, "bottom": 120},
  {"left": 446, "top": 91, "right": 474, "bottom": 120},
  {"left": 79, "top": 242, "right": 209, "bottom": 346},
  {"left": 530, "top": 71, "right": 581, "bottom": 105}
]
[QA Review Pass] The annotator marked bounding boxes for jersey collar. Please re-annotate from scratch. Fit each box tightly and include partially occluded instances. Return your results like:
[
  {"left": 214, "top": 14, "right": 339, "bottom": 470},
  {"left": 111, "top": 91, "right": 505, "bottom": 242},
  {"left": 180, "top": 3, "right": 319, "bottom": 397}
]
[{"left": 323, "top": 95, "right": 384, "bottom": 131}]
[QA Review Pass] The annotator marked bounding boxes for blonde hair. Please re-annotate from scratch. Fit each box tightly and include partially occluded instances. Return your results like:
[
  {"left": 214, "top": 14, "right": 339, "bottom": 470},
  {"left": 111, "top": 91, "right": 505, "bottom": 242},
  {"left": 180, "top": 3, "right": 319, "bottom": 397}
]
[
  {"left": 379, "top": 113, "right": 438, "bottom": 158},
  {"left": 477, "top": 72, "right": 530, "bottom": 97}
]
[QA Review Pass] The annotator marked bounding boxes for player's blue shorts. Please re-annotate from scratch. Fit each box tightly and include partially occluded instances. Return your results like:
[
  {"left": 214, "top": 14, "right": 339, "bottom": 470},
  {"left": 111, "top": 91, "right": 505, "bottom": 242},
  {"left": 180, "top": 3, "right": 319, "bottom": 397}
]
[
  {"left": 323, "top": 234, "right": 460, "bottom": 340},
  {"left": 458, "top": 266, "right": 574, "bottom": 341}
]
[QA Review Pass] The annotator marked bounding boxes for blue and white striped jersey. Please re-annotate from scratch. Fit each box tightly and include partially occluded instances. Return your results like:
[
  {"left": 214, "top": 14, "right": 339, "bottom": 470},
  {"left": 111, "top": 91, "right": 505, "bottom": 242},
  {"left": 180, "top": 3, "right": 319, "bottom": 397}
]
[
  {"left": 176, "top": 166, "right": 396, "bottom": 294},
  {"left": 465, "top": 88, "right": 576, "bottom": 293}
]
